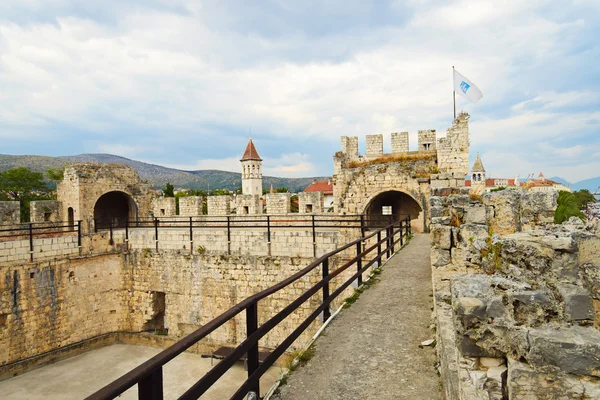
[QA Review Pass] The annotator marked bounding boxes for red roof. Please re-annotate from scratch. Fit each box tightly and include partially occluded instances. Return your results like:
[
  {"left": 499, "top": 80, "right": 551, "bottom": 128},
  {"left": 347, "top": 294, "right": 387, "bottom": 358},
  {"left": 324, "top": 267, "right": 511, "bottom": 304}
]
[
  {"left": 304, "top": 180, "right": 333, "bottom": 195},
  {"left": 241, "top": 139, "right": 262, "bottom": 161},
  {"left": 465, "top": 179, "right": 516, "bottom": 187}
]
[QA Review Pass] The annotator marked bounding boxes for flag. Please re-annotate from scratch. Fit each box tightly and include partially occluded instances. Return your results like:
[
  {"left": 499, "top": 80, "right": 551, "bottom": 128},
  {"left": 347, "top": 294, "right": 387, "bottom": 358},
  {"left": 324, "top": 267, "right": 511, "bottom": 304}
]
[{"left": 453, "top": 68, "right": 483, "bottom": 103}]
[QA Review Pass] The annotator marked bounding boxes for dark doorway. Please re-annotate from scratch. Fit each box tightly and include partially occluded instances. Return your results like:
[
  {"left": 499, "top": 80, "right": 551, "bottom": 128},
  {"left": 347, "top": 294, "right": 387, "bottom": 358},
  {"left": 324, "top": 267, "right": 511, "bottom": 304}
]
[
  {"left": 365, "top": 190, "right": 422, "bottom": 231},
  {"left": 94, "top": 191, "right": 137, "bottom": 229},
  {"left": 68, "top": 207, "right": 74, "bottom": 230},
  {"left": 143, "top": 291, "right": 166, "bottom": 333}
]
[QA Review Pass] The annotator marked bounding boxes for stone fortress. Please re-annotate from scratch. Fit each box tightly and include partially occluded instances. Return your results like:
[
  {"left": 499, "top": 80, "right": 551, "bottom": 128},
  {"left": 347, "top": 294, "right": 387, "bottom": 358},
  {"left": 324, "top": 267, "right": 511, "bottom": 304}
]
[{"left": 1, "top": 111, "right": 598, "bottom": 399}]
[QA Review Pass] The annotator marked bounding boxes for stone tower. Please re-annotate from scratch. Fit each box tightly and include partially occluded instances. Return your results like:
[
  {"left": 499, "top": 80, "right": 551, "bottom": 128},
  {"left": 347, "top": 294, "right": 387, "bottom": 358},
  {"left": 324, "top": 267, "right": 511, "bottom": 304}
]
[
  {"left": 471, "top": 153, "right": 486, "bottom": 191},
  {"left": 241, "top": 138, "right": 263, "bottom": 196}
]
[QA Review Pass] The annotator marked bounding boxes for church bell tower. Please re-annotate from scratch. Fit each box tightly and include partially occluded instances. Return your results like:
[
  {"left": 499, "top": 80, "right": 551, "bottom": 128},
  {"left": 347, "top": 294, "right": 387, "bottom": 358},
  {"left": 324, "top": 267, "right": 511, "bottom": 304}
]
[{"left": 241, "top": 138, "right": 263, "bottom": 196}]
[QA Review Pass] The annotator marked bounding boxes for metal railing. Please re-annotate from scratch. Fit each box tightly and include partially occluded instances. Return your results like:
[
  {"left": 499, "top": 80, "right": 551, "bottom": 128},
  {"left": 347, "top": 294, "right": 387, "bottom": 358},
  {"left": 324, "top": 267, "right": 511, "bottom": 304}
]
[
  {"left": 0, "top": 220, "right": 82, "bottom": 262},
  {"left": 86, "top": 216, "right": 411, "bottom": 400},
  {"left": 94, "top": 214, "right": 410, "bottom": 253}
]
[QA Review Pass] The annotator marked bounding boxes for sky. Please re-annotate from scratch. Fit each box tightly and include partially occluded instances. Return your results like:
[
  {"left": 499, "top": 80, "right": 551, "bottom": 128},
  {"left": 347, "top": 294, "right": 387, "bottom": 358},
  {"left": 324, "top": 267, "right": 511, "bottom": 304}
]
[{"left": 0, "top": 0, "right": 599, "bottom": 182}]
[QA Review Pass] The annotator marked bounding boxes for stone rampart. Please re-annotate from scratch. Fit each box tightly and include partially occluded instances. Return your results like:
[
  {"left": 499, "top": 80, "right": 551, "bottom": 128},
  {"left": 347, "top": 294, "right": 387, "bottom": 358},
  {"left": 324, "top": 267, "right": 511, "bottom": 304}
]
[
  {"left": 152, "top": 197, "right": 176, "bottom": 217},
  {"left": 30, "top": 200, "right": 62, "bottom": 223},
  {"left": 0, "top": 233, "right": 80, "bottom": 265},
  {"left": 298, "top": 192, "right": 323, "bottom": 214},
  {"left": 0, "top": 202, "right": 20, "bottom": 225},
  {"left": 207, "top": 196, "right": 231, "bottom": 216},
  {"left": 178, "top": 196, "right": 204, "bottom": 216},
  {"left": 236, "top": 194, "right": 262, "bottom": 215},
  {"left": 430, "top": 188, "right": 600, "bottom": 399},
  {"left": 266, "top": 193, "right": 291, "bottom": 214}
]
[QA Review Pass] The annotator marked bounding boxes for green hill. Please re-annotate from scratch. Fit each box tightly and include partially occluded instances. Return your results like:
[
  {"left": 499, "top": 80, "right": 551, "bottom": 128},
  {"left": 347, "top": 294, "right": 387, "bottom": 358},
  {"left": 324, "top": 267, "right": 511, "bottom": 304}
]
[{"left": 0, "top": 154, "right": 328, "bottom": 192}]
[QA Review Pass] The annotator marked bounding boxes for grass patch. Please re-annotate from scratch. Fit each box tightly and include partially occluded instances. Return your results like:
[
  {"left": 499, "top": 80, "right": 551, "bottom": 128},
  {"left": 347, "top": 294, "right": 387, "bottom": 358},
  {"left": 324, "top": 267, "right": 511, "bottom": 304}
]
[
  {"left": 343, "top": 268, "right": 382, "bottom": 309},
  {"left": 347, "top": 152, "right": 436, "bottom": 169}
]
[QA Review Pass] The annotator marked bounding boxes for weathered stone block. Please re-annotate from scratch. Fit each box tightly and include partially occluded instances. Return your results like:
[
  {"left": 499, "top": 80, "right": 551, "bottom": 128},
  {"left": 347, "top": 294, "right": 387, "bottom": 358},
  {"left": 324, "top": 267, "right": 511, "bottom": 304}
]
[
  {"left": 508, "top": 358, "right": 586, "bottom": 399},
  {"left": 558, "top": 284, "right": 594, "bottom": 321},
  {"left": 455, "top": 297, "right": 487, "bottom": 329},
  {"left": 527, "top": 326, "right": 600, "bottom": 376},
  {"left": 431, "top": 225, "right": 452, "bottom": 250},
  {"left": 431, "top": 248, "right": 450, "bottom": 267},
  {"left": 465, "top": 206, "right": 486, "bottom": 225}
]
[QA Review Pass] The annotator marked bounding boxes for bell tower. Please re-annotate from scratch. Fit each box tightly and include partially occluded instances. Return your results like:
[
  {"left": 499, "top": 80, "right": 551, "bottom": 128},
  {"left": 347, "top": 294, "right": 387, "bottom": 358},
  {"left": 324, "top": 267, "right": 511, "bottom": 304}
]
[{"left": 241, "top": 138, "right": 263, "bottom": 196}]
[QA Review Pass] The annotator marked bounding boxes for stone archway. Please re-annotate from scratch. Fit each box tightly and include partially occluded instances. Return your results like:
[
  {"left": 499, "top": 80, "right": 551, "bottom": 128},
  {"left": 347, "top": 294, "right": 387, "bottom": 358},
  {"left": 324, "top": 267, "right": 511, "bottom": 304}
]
[
  {"left": 364, "top": 190, "right": 424, "bottom": 232},
  {"left": 93, "top": 191, "right": 138, "bottom": 229}
]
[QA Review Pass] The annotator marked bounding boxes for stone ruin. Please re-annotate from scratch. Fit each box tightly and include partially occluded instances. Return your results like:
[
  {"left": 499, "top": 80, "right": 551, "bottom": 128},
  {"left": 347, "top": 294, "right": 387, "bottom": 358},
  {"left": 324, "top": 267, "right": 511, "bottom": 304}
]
[{"left": 430, "top": 189, "right": 600, "bottom": 399}]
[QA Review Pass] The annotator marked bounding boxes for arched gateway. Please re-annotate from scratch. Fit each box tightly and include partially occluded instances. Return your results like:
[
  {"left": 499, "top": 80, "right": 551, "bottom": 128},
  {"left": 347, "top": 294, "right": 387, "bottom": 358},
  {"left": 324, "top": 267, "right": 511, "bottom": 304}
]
[
  {"left": 94, "top": 191, "right": 138, "bottom": 228},
  {"left": 365, "top": 190, "right": 424, "bottom": 231}
]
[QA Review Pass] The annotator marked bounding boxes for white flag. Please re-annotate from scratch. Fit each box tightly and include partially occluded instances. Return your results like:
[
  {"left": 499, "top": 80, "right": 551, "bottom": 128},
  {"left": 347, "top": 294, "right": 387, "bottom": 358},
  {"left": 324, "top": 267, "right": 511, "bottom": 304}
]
[{"left": 453, "top": 69, "right": 483, "bottom": 103}]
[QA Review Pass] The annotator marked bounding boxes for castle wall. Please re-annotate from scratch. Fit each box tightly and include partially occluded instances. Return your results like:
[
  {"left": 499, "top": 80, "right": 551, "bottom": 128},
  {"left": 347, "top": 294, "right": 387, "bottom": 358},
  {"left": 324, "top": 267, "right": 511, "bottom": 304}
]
[
  {"left": 207, "top": 196, "right": 231, "bottom": 216},
  {"left": 365, "top": 134, "right": 383, "bottom": 158},
  {"left": 0, "top": 202, "right": 20, "bottom": 225},
  {"left": 391, "top": 132, "right": 409, "bottom": 153},
  {"left": 30, "top": 201, "right": 62, "bottom": 223},
  {"left": 235, "top": 194, "right": 262, "bottom": 215},
  {"left": 266, "top": 193, "right": 291, "bottom": 214},
  {"left": 0, "top": 254, "right": 127, "bottom": 371},
  {"left": 437, "top": 112, "right": 470, "bottom": 176},
  {"left": 298, "top": 192, "right": 324, "bottom": 214},
  {"left": 0, "top": 233, "right": 79, "bottom": 265},
  {"left": 418, "top": 129, "right": 437, "bottom": 151},
  {"left": 152, "top": 197, "right": 176, "bottom": 217},
  {"left": 179, "top": 196, "right": 204, "bottom": 216},
  {"left": 430, "top": 189, "right": 600, "bottom": 399}
]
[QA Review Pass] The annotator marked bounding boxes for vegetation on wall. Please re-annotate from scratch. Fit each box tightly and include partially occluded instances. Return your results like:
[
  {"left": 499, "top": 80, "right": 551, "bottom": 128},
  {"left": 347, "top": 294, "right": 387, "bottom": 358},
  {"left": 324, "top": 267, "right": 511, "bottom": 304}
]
[
  {"left": 347, "top": 152, "right": 437, "bottom": 169},
  {"left": 554, "top": 190, "right": 586, "bottom": 224}
]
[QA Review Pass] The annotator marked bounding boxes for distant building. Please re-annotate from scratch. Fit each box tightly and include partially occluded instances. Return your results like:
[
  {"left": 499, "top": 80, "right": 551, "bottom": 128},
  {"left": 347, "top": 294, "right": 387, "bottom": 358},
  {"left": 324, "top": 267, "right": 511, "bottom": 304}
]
[
  {"left": 303, "top": 179, "right": 334, "bottom": 210},
  {"left": 521, "top": 172, "right": 571, "bottom": 192},
  {"left": 240, "top": 138, "right": 262, "bottom": 196},
  {"left": 465, "top": 153, "right": 520, "bottom": 192},
  {"left": 465, "top": 154, "right": 571, "bottom": 193}
]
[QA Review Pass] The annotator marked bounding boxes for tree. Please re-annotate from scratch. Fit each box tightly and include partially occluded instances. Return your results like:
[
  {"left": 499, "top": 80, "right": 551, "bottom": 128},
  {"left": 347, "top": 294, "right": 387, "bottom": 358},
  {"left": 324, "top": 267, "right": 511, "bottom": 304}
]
[
  {"left": 162, "top": 182, "right": 175, "bottom": 197},
  {"left": 46, "top": 167, "right": 64, "bottom": 183},
  {"left": 0, "top": 167, "right": 50, "bottom": 222},
  {"left": 573, "top": 189, "right": 596, "bottom": 209},
  {"left": 554, "top": 190, "right": 586, "bottom": 224}
]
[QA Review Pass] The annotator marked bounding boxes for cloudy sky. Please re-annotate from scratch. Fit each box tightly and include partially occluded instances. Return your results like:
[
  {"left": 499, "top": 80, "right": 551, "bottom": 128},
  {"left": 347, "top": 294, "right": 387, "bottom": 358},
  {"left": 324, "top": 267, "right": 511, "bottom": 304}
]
[{"left": 1, "top": 1, "right": 598, "bottom": 182}]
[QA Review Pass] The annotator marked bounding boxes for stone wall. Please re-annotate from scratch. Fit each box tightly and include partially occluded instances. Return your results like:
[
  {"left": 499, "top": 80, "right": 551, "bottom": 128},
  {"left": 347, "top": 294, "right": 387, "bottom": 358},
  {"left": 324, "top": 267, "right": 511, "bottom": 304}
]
[
  {"left": 0, "top": 254, "right": 127, "bottom": 370},
  {"left": 437, "top": 112, "right": 470, "bottom": 176},
  {"left": 30, "top": 200, "right": 62, "bottom": 223},
  {"left": 430, "top": 189, "right": 600, "bottom": 399},
  {"left": 0, "top": 202, "right": 20, "bottom": 225},
  {"left": 152, "top": 197, "right": 176, "bottom": 217},
  {"left": 298, "top": 192, "right": 323, "bottom": 214},
  {"left": 0, "top": 233, "right": 80, "bottom": 265},
  {"left": 266, "top": 193, "right": 291, "bottom": 214},
  {"left": 341, "top": 136, "right": 359, "bottom": 160},
  {"left": 366, "top": 134, "right": 383, "bottom": 158},
  {"left": 207, "top": 196, "right": 232, "bottom": 216},
  {"left": 391, "top": 132, "right": 409, "bottom": 153},
  {"left": 179, "top": 196, "right": 204, "bottom": 216},
  {"left": 236, "top": 194, "right": 262, "bottom": 215},
  {"left": 418, "top": 129, "right": 437, "bottom": 151}
]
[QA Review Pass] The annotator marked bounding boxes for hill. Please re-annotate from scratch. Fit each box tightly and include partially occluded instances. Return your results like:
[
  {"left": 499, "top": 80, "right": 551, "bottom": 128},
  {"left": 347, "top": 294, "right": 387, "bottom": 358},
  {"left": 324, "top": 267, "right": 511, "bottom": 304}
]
[
  {"left": 550, "top": 176, "right": 600, "bottom": 192},
  {"left": 0, "top": 154, "right": 329, "bottom": 192}
]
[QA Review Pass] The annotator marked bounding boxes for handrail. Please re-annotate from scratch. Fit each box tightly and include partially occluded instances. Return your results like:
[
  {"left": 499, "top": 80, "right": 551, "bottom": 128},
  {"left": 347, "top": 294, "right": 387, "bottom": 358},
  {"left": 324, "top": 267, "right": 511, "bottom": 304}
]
[{"left": 86, "top": 215, "right": 411, "bottom": 400}]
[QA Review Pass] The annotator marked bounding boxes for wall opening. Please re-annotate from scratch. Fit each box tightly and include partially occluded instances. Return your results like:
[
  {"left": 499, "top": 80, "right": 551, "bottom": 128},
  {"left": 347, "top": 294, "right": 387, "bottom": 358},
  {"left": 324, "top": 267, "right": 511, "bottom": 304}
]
[
  {"left": 305, "top": 204, "right": 313, "bottom": 213},
  {"left": 160, "top": 208, "right": 165, "bottom": 216},
  {"left": 44, "top": 212, "right": 52, "bottom": 222},
  {"left": 94, "top": 191, "right": 137, "bottom": 229},
  {"left": 243, "top": 206, "right": 249, "bottom": 215},
  {"left": 143, "top": 291, "right": 166, "bottom": 333},
  {"left": 68, "top": 207, "right": 74, "bottom": 228},
  {"left": 365, "top": 190, "right": 423, "bottom": 232}
]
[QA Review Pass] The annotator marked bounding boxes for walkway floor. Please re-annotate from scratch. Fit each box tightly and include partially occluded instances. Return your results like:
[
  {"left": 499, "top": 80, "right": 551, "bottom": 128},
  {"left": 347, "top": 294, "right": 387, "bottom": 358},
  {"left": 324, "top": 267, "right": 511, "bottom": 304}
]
[{"left": 275, "top": 233, "right": 441, "bottom": 400}]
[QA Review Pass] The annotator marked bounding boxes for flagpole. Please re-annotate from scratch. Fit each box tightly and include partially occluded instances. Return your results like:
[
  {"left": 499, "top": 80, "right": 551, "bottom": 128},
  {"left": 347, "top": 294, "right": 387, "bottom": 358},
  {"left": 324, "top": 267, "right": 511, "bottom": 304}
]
[{"left": 452, "top": 66, "right": 456, "bottom": 119}]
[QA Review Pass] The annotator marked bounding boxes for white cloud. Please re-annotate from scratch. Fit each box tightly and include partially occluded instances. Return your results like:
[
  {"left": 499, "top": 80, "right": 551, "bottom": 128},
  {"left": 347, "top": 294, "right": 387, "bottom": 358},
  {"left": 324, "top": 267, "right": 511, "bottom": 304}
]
[{"left": 0, "top": 1, "right": 597, "bottom": 181}]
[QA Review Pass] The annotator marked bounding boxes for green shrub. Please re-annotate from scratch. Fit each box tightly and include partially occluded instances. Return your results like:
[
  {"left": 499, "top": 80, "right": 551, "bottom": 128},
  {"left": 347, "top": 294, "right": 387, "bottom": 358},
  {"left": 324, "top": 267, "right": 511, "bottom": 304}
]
[{"left": 554, "top": 190, "right": 585, "bottom": 224}]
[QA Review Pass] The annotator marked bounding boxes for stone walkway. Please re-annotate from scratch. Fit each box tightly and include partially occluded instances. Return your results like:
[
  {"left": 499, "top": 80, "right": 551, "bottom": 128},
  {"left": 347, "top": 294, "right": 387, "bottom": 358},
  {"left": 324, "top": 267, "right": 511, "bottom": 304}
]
[{"left": 274, "top": 234, "right": 441, "bottom": 400}]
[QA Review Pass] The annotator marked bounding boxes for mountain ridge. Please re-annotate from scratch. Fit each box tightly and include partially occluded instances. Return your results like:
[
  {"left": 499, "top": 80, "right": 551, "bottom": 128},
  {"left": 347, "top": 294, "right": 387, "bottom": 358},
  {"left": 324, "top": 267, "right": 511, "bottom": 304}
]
[{"left": 0, "top": 153, "right": 329, "bottom": 192}]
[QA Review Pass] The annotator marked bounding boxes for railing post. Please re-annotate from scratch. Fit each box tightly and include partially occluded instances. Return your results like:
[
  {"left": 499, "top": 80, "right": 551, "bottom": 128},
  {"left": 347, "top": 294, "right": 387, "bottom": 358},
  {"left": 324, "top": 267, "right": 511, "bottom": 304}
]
[
  {"left": 322, "top": 257, "right": 331, "bottom": 321},
  {"left": 400, "top": 220, "right": 404, "bottom": 247},
  {"left": 189, "top": 216, "right": 194, "bottom": 254},
  {"left": 77, "top": 220, "right": 82, "bottom": 247},
  {"left": 312, "top": 215, "right": 316, "bottom": 257},
  {"left": 267, "top": 215, "right": 271, "bottom": 256},
  {"left": 246, "top": 302, "right": 260, "bottom": 397},
  {"left": 125, "top": 219, "right": 129, "bottom": 251},
  {"left": 226, "top": 216, "right": 231, "bottom": 255},
  {"left": 109, "top": 219, "right": 114, "bottom": 245},
  {"left": 29, "top": 222, "right": 34, "bottom": 262},
  {"left": 356, "top": 241, "right": 362, "bottom": 286},
  {"left": 360, "top": 214, "right": 365, "bottom": 239},
  {"left": 386, "top": 226, "right": 391, "bottom": 259},
  {"left": 390, "top": 223, "right": 395, "bottom": 254},
  {"left": 138, "top": 367, "right": 164, "bottom": 400},
  {"left": 408, "top": 215, "right": 412, "bottom": 235},
  {"left": 154, "top": 218, "right": 159, "bottom": 252},
  {"left": 377, "top": 231, "right": 382, "bottom": 264}
]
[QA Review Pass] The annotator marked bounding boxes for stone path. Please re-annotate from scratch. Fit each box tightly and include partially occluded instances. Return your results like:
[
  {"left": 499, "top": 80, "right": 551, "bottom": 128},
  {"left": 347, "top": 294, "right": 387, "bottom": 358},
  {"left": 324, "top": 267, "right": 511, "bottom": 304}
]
[{"left": 274, "top": 233, "right": 441, "bottom": 400}]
